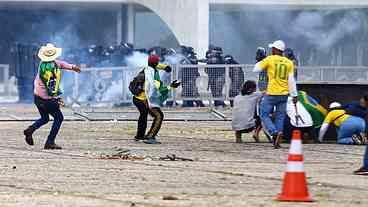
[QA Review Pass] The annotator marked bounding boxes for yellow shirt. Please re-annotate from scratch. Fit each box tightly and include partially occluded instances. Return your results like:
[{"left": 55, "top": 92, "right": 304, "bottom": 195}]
[
  {"left": 259, "top": 55, "right": 294, "bottom": 95},
  {"left": 323, "top": 109, "right": 349, "bottom": 127},
  {"left": 135, "top": 91, "right": 146, "bottom": 101}
]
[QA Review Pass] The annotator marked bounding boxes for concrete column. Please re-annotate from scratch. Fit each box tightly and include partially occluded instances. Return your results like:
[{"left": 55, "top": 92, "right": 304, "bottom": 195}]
[
  {"left": 196, "top": 0, "right": 209, "bottom": 58},
  {"left": 116, "top": 5, "right": 123, "bottom": 44},
  {"left": 127, "top": 3, "right": 135, "bottom": 44},
  {"left": 133, "top": 0, "right": 210, "bottom": 58}
]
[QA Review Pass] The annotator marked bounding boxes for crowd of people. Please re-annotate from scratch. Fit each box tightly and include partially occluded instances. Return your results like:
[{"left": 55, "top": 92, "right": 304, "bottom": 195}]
[
  {"left": 56, "top": 42, "right": 244, "bottom": 106},
  {"left": 22, "top": 41, "right": 368, "bottom": 176},
  {"left": 231, "top": 40, "right": 368, "bottom": 175}
]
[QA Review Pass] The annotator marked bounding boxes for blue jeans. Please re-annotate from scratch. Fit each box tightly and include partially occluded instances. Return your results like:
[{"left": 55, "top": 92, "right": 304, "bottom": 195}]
[
  {"left": 363, "top": 145, "right": 368, "bottom": 168},
  {"left": 337, "top": 116, "right": 365, "bottom": 144},
  {"left": 32, "top": 96, "right": 64, "bottom": 145},
  {"left": 260, "top": 95, "right": 288, "bottom": 136}
]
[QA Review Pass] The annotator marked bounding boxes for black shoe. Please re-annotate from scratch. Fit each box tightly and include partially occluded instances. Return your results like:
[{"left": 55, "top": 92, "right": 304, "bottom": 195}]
[
  {"left": 24, "top": 126, "right": 35, "bottom": 146},
  {"left": 44, "top": 143, "right": 62, "bottom": 150},
  {"left": 134, "top": 136, "right": 148, "bottom": 141},
  {"left": 353, "top": 167, "right": 368, "bottom": 175},
  {"left": 272, "top": 133, "right": 282, "bottom": 149}
]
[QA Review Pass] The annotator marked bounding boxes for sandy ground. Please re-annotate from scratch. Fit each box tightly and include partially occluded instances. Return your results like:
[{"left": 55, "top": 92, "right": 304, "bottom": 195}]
[{"left": 0, "top": 105, "right": 367, "bottom": 207}]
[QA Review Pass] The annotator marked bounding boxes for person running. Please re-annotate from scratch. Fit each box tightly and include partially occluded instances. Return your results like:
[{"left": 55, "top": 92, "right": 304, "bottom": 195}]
[
  {"left": 232, "top": 80, "right": 262, "bottom": 143},
  {"left": 132, "top": 55, "right": 180, "bottom": 144},
  {"left": 253, "top": 40, "right": 298, "bottom": 149},
  {"left": 23, "top": 43, "right": 81, "bottom": 149},
  {"left": 318, "top": 102, "right": 366, "bottom": 145}
]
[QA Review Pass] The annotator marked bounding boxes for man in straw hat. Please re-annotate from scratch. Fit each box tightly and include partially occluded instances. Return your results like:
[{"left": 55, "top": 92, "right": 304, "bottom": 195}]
[{"left": 23, "top": 43, "right": 81, "bottom": 150}]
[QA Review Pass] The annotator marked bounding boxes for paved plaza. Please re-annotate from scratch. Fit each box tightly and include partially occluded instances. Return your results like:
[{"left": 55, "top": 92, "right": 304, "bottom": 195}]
[{"left": 0, "top": 104, "right": 366, "bottom": 206}]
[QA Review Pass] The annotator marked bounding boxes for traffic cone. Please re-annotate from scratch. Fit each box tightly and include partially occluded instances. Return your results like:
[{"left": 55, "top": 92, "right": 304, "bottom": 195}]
[{"left": 276, "top": 130, "right": 313, "bottom": 202}]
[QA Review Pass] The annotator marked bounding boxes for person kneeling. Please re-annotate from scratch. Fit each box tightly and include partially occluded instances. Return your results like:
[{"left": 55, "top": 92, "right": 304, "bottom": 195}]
[
  {"left": 232, "top": 81, "right": 262, "bottom": 143},
  {"left": 319, "top": 102, "right": 366, "bottom": 145}
]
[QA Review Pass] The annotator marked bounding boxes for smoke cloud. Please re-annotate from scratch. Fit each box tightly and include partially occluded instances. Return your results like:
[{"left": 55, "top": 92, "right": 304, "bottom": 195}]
[
  {"left": 289, "top": 10, "right": 365, "bottom": 50},
  {"left": 211, "top": 8, "right": 367, "bottom": 65}
]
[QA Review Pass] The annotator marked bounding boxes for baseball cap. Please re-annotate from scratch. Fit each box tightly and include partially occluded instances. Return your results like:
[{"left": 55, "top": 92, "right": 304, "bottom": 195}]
[
  {"left": 148, "top": 54, "right": 160, "bottom": 65},
  {"left": 329, "top": 102, "right": 341, "bottom": 109},
  {"left": 268, "top": 40, "right": 286, "bottom": 52}
]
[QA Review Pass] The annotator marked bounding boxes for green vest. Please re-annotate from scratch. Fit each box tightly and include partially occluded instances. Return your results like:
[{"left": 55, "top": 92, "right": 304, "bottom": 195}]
[
  {"left": 154, "top": 69, "right": 169, "bottom": 104},
  {"left": 39, "top": 61, "right": 61, "bottom": 97}
]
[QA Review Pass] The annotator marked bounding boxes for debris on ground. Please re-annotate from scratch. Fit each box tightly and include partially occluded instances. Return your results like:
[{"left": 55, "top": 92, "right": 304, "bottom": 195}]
[
  {"left": 162, "top": 195, "right": 179, "bottom": 200},
  {"left": 96, "top": 149, "right": 194, "bottom": 162},
  {"left": 159, "top": 154, "right": 194, "bottom": 161},
  {"left": 98, "top": 150, "right": 146, "bottom": 161}
]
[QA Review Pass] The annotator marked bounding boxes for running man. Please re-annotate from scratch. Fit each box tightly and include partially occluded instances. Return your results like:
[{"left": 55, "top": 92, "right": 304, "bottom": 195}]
[
  {"left": 253, "top": 40, "right": 298, "bottom": 148},
  {"left": 23, "top": 43, "right": 81, "bottom": 149}
]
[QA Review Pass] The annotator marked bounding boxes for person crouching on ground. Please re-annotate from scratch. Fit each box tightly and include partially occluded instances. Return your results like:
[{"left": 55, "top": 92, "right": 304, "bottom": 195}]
[
  {"left": 133, "top": 55, "right": 180, "bottom": 144},
  {"left": 232, "top": 80, "right": 263, "bottom": 143},
  {"left": 23, "top": 43, "right": 81, "bottom": 150},
  {"left": 318, "top": 102, "right": 366, "bottom": 145},
  {"left": 344, "top": 94, "right": 368, "bottom": 141}
]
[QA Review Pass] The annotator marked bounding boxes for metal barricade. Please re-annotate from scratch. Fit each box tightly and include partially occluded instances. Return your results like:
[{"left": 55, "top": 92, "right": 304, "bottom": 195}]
[
  {"left": 65, "top": 66, "right": 142, "bottom": 105},
  {"left": 297, "top": 66, "right": 368, "bottom": 83},
  {"left": 0, "top": 64, "right": 10, "bottom": 97},
  {"left": 67, "top": 65, "right": 368, "bottom": 106}
]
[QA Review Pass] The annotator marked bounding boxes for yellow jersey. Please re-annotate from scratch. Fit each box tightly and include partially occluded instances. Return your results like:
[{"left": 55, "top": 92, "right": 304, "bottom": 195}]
[
  {"left": 259, "top": 55, "right": 294, "bottom": 95},
  {"left": 323, "top": 109, "right": 349, "bottom": 127}
]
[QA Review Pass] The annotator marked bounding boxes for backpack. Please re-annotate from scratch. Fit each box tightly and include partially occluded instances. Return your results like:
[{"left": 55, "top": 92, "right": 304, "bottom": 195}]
[{"left": 129, "top": 69, "right": 145, "bottom": 96}]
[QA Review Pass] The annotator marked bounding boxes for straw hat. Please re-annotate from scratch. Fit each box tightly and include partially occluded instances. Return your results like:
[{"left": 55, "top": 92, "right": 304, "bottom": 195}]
[{"left": 37, "top": 43, "right": 62, "bottom": 62}]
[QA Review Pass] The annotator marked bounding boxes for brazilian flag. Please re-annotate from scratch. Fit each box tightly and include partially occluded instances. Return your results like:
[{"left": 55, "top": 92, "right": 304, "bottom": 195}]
[{"left": 298, "top": 91, "right": 327, "bottom": 129}]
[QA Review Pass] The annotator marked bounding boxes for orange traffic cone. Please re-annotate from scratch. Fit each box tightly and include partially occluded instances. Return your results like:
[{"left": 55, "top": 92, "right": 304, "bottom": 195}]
[{"left": 276, "top": 130, "right": 313, "bottom": 202}]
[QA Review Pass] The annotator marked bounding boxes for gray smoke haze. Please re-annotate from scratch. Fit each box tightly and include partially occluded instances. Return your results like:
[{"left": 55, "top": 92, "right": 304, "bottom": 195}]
[
  {"left": 101, "top": 51, "right": 184, "bottom": 102},
  {"left": 212, "top": 8, "right": 367, "bottom": 65},
  {"left": 289, "top": 10, "right": 365, "bottom": 50}
]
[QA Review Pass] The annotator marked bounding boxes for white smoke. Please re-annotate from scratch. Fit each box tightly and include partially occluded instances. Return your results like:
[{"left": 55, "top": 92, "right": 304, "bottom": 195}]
[
  {"left": 290, "top": 10, "right": 365, "bottom": 50},
  {"left": 100, "top": 51, "right": 149, "bottom": 102},
  {"left": 215, "top": 8, "right": 366, "bottom": 64},
  {"left": 125, "top": 51, "right": 149, "bottom": 68}
]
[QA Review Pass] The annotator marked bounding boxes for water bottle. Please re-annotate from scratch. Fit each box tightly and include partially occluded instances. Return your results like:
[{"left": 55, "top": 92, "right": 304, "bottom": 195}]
[{"left": 49, "top": 77, "right": 56, "bottom": 93}]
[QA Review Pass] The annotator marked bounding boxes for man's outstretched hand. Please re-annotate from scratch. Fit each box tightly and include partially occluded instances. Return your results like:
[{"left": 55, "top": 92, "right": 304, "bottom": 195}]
[
  {"left": 164, "top": 66, "right": 172, "bottom": 73},
  {"left": 72, "top": 65, "right": 81, "bottom": 73},
  {"left": 170, "top": 80, "right": 181, "bottom": 88}
]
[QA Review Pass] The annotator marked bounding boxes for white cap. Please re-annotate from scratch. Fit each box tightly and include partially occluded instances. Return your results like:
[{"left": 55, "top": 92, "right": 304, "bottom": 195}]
[
  {"left": 268, "top": 40, "right": 286, "bottom": 52},
  {"left": 329, "top": 102, "right": 341, "bottom": 109}
]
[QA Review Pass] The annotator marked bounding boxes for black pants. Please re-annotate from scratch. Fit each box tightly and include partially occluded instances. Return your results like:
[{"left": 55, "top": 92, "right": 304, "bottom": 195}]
[
  {"left": 32, "top": 95, "right": 64, "bottom": 144},
  {"left": 133, "top": 96, "right": 164, "bottom": 139}
]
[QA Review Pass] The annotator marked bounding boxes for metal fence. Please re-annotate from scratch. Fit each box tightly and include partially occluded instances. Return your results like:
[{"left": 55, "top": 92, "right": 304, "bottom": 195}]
[
  {"left": 0, "top": 64, "right": 14, "bottom": 99},
  {"left": 60, "top": 65, "right": 368, "bottom": 106}
]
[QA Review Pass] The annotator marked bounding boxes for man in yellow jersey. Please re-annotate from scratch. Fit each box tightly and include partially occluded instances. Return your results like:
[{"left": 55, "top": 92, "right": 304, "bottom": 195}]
[
  {"left": 132, "top": 55, "right": 180, "bottom": 144},
  {"left": 319, "top": 102, "right": 365, "bottom": 145},
  {"left": 253, "top": 40, "right": 298, "bottom": 149}
]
